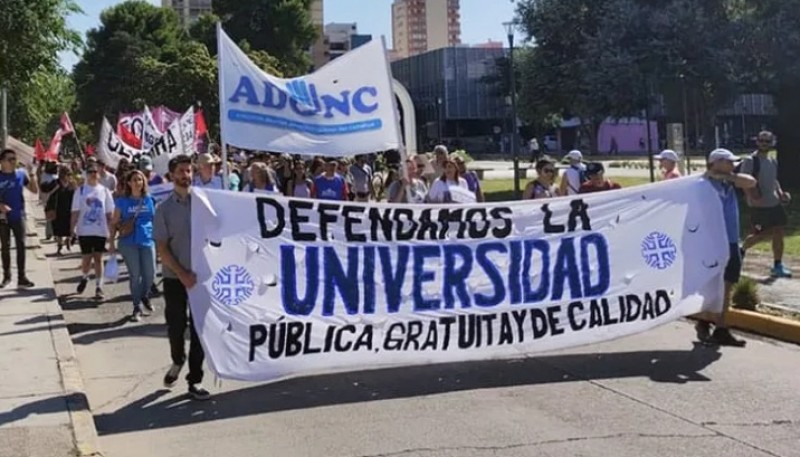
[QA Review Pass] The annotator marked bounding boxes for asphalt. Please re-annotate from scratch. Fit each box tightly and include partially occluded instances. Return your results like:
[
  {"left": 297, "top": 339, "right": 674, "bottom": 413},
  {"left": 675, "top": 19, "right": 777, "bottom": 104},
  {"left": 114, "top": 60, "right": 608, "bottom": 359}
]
[{"left": 39, "top": 220, "right": 800, "bottom": 456}]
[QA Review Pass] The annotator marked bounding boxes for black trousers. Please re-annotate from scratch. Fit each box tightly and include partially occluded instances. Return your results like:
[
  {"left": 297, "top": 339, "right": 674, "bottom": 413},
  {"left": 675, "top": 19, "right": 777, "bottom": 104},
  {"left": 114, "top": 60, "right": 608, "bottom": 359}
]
[
  {"left": 163, "top": 278, "right": 204, "bottom": 385},
  {"left": 0, "top": 219, "right": 26, "bottom": 279}
]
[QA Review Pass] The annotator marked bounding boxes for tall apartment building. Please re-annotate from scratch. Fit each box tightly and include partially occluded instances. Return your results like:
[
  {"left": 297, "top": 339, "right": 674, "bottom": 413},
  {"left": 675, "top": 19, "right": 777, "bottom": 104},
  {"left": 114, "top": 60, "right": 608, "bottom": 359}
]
[
  {"left": 162, "top": 0, "right": 213, "bottom": 26},
  {"left": 310, "top": 0, "right": 329, "bottom": 70},
  {"left": 392, "top": 0, "right": 461, "bottom": 59}
]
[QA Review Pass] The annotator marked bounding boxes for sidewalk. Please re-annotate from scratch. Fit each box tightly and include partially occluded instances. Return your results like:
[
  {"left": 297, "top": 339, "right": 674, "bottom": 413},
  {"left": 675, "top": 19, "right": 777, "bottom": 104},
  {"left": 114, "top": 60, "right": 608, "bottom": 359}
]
[
  {"left": 0, "top": 195, "right": 100, "bottom": 457},
  {"left": 743, "top": 251, "right": 800, "bottom": 312}
]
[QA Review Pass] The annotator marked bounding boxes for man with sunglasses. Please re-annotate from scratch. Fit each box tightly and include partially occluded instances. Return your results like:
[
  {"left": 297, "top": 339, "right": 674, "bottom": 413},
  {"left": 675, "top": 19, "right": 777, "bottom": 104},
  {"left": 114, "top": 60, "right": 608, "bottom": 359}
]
[
  {"left": 0, "top": 149, "right": 38, "bottom": 288},
  {"left": 740, "top": 131, "right": 792, "bottom": 278}
]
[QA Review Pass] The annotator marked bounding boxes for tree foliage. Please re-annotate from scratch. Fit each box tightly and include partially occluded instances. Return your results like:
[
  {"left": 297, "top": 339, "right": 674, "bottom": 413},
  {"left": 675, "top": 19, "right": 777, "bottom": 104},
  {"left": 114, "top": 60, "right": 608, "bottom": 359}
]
[
  {"left": 514, "top": 0, "right": 736, "bottom": 152},
  {"left": 73, "top": 0, "right": 286, "bottom": 141},
  {"left": 213, "top": 0, "right": 317, "bottom": 75},
  {"left": 73, "top": 0, "right": 185, "bottom": 125},
  {"left": 0, "top": 0, "right": 82, "bottom": 141}
]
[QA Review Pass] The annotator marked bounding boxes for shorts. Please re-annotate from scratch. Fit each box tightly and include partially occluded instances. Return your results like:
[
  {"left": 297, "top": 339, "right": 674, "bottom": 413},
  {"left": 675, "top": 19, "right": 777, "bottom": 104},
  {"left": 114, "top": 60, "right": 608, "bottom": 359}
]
[
  {"left": 78, "top": 236, "right": 107, "bottom": 255},
  {"left": 751, "top": 205, "right": 788, "bottom": 233},
  {"left": 724, "top": 243, "right": 742, "bottom": 284}
]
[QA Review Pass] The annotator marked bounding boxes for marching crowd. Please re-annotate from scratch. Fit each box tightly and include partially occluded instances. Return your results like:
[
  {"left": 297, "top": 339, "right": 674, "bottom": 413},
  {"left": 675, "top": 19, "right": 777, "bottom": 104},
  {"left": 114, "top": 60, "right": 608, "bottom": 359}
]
[{"left": 0, "top": 130, "right": 792, "bottom": 399}]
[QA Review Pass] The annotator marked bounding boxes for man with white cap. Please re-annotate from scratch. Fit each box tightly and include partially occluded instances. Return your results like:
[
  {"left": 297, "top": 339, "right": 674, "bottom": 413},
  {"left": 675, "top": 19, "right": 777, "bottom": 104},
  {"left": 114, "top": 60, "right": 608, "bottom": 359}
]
[
  {"left": 559, "top": 150, "right": 587, "bottom": 196},
  {"left": 655, "top": 149, "right": 682, "bottom": 180},
  {"left": 695, "top": 148, "right": 757, "bottom": 347}
]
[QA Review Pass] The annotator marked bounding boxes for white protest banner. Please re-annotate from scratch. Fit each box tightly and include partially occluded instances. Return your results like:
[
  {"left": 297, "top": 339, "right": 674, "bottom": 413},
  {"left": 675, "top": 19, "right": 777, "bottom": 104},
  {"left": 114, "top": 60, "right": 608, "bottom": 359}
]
[
  {"left": 149, "top": 107, "right": 196, "bottom": 176},
  {"left": 98, "top": 117, "right": 143, "bottom": 169},
  {"left": 179, "top": 107, "right": 198, "bottom": 156},
  {"left": 188, "top": 176, "right": 729, "bottom": 383},
  {"left": 117, "top": 111, "right": 145, "bottom": 140},
  {"left": 140, "top": 107, "right": 160, "bottom": 152},
  {"left": 218, "top": 26, "right": 401, "bottom": 156}
]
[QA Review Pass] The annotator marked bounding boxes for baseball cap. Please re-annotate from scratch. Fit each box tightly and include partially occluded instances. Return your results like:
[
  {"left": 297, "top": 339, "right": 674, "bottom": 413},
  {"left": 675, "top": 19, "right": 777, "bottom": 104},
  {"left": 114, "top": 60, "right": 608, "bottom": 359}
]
[
  {"left": 655, "top": 150, "right": 679, "bottom": 162},
  {"left": 707, "top": 148, "right": 739, "bottom": 164},
  {"left": 138, "top": 155, "right": 154, "bottom": 171},
  {"left": 566, "top": 150, "right": 583, "bottom": 161}
]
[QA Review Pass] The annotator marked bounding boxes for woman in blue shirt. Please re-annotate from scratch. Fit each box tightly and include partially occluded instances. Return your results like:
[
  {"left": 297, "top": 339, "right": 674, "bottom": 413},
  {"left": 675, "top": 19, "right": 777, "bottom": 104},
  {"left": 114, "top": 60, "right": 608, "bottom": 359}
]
[{"left": 109, "top": 170, "right": 157, "bottom": 322}]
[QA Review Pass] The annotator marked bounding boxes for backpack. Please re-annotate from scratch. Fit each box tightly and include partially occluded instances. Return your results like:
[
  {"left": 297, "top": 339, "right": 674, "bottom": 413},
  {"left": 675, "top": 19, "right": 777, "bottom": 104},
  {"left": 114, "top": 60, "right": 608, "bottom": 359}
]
[{"left": 734, "top": 153, "right": 761, "bottom": 198}]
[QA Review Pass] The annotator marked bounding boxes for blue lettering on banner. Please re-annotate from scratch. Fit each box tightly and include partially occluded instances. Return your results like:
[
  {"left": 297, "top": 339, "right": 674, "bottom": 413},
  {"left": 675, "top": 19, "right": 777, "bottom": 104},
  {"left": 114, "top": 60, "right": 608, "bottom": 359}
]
[
  {"left": 280, "top": 235, "right": 612, "bottom": 317},
  {"left": 227, "top": 76, "right": 382, "bottom": 135}
]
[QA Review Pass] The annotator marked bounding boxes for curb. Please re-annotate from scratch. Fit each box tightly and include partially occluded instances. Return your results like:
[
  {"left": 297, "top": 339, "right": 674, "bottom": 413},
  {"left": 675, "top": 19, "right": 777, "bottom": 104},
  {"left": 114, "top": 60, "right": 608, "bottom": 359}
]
[
  {"left": 25, "top": 203, "right": 103, "bottom": 456},
  {"left": 726, "top": 308, "right": 800, "bottom": 346}
]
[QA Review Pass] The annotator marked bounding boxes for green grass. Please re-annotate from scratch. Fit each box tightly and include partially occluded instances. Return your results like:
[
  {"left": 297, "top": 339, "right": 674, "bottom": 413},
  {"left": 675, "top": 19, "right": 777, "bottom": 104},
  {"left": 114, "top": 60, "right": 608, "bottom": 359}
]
[{"left": 482, "top": 177, "right": 799, "bottom": 258}]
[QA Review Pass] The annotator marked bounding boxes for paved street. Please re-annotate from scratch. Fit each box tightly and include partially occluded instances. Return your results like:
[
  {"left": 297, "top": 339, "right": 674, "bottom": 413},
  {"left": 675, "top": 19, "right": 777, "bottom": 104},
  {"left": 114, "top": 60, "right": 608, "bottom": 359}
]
[{"left": 37, "top": 225, "right": 800, "bottom": 457}]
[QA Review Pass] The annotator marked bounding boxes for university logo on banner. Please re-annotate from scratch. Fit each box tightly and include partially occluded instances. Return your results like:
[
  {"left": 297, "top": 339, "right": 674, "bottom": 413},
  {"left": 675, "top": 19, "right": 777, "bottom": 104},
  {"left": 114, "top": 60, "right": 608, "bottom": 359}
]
[
  {"left": 217, "top": 25, "right": 401, "bottom": 156},
  {"left": 188, "top": 176, "right": 729, "bottom": 383}
]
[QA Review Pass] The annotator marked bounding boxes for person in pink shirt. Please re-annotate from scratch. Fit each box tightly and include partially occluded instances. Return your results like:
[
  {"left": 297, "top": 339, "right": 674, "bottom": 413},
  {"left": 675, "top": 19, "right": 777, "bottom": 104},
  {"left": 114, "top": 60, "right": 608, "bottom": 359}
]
[{"left": 655, "top": 150, "right": 682, "bottom": 180}]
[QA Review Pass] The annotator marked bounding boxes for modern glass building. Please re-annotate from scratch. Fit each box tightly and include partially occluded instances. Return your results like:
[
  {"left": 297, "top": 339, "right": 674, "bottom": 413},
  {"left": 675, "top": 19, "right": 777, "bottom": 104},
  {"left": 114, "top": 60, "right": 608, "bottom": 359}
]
[{"left": 392, "top": 46, "right": 510, "bottom": 153}]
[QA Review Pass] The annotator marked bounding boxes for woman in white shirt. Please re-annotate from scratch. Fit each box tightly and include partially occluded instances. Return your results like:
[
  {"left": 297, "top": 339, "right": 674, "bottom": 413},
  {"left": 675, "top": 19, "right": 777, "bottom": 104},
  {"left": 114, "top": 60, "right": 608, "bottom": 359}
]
[{"left": 426, "top": 155, "right": 474, "bottom": 204}]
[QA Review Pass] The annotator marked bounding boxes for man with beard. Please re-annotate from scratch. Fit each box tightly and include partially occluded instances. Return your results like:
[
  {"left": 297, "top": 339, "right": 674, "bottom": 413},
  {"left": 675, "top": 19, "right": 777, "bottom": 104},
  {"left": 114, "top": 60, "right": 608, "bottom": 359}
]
[{"left": 153, "top": 155, "right": 209, "bottom": 400}]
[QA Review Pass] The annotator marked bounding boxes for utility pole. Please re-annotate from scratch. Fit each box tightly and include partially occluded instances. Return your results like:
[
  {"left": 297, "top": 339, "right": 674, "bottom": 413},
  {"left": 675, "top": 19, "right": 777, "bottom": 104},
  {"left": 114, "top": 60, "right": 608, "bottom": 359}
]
[
  {"left": 504, "top": 22, "right": 521, "bottom": 199},
  {"left": 1, "top": 85, "right": 7, "bottom": 150}
]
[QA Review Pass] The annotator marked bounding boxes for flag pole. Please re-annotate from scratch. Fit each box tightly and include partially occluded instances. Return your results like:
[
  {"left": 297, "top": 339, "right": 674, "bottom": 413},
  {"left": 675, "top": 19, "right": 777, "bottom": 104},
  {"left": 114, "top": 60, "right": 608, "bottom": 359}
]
[
  {"left": 217, "top": 22, "right": 229, "bottom": 190},
  {"left": 380, "top": 36, "right": 408, "bottom": 181},
  {"left": 67, "top": 113, "right": 86, "bottom": 160}
]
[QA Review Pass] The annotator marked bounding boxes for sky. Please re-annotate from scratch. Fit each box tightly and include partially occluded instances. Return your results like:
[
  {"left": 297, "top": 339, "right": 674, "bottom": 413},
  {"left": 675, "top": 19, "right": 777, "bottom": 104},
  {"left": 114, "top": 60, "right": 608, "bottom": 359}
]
[{"left": 59, "top": 0, "right": 520, "bottom": 70}]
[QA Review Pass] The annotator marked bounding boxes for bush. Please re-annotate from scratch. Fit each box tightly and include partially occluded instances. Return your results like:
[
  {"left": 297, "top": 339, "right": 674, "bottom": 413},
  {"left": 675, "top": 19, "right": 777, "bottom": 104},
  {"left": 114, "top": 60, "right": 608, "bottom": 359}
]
[{"left": 732, "top": 276, "right": 760, "bottom": 311}]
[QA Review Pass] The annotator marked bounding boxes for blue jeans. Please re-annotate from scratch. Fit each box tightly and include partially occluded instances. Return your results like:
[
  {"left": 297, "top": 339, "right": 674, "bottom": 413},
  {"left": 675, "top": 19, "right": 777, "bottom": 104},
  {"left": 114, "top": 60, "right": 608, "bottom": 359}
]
[{"left": 118, "top": 243, "right": 156, "bottom": 311}]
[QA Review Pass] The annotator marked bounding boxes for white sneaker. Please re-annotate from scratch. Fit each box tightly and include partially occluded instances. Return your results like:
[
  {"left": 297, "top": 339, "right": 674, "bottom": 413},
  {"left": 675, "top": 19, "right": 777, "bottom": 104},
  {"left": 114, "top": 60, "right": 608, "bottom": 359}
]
[{"left": 163, "top": 363, "right": 183, "bottom": 388}]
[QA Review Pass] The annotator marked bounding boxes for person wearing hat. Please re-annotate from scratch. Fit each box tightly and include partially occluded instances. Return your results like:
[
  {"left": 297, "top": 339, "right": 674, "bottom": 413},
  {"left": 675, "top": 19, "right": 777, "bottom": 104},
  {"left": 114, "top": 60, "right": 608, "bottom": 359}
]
[
  {"left": 655, "top": 149, "right": 682, "bottom": 180},
  {"left": 694, "top": 148, "right": 757, "bottom": 347},
  {"left": 559, "top": 150, "right": 588, "bottom": 196},
  {"left": 578, "top": 162, "right": 621, "bottom": 194},
  {"left": 193, "top": 153, "right": 224, "bottom": 189},
  {"left": 138, "top": 156, "right": 164, "bottom": 187}
]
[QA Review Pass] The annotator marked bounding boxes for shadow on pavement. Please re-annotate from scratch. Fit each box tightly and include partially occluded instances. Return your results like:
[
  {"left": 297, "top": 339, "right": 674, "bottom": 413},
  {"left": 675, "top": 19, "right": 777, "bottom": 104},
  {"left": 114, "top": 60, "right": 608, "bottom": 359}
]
[
  {"left": 71, "top": 322, "right": 165, "bottom": 345},
  {"left": 94, "top": 343, "right": 721, "bottom": 436},
  {"left": 0, "top": 394, "right": 86, "bottom": 426}
]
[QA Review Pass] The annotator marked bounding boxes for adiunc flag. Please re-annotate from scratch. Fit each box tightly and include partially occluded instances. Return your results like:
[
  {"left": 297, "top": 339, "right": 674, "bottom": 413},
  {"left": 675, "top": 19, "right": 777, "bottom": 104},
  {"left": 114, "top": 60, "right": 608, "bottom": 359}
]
[{"left": 218, "top": 25, "right": 402, "bottom": 156}]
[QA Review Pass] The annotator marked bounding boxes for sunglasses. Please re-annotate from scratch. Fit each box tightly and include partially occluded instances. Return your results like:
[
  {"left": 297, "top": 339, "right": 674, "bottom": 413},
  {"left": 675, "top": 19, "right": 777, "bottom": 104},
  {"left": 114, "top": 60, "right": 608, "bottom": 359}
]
[
  {"left": 757, "top": 139, "right": 771, "bottom": 144},
  {"left": 542, "top": 168, "right": 556, "bottom": 174},
  {"left": 86, "top": 169, "right": 99, "bottom": 174}
]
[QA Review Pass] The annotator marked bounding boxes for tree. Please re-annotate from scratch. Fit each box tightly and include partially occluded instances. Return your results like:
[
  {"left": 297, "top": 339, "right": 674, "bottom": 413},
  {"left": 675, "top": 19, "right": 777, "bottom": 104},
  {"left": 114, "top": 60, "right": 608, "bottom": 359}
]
[
  {"left": 515, "top": 0, "right": 738, "bottom": 154},
  {"left": 73, "top": 0, "right": 185, "bottom": 125},
  {"left": 0, "top": 0, "right": 82, "bottom": 140},
  {"left": 213, "top": 0, "right": 317, "bottom": 76},
  {"left": 736, "top": 0, "right": 800, "bottom": 188}
]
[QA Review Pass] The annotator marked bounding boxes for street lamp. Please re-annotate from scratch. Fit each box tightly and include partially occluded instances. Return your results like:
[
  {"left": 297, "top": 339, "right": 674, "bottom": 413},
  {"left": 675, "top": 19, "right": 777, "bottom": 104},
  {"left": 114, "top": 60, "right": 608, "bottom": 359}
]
[{"left": 503, "top": 21, "right": 521, "bottom": 200}]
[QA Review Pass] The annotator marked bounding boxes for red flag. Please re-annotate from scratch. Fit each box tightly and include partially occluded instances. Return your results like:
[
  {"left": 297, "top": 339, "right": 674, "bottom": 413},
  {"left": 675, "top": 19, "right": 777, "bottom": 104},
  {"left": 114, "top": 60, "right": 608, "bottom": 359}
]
[
  {"left": 118, "top": 123, "right": 142, "bottom": 148},
  {"left": 85, "top": 144, "right": 96, "bottom": 157},
  {"left": 46, "top": 130, "right": 64, "bottom": 161},
  {"left": 34, "top": 139, "right": 46, "bottom": 161},
  {"left": 195, "top": 109, "right": 208, "bottom": 137},
  {"left": 60, "top": 112, "right": 75, "bottom": 135}
]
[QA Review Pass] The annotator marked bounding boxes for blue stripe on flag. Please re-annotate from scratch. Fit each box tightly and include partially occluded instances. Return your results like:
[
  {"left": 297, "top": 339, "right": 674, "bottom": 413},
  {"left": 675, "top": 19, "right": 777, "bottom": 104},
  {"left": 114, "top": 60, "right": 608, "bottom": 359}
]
[{"left": 227, "top": 110, "right": 383, "bottom": 135}]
